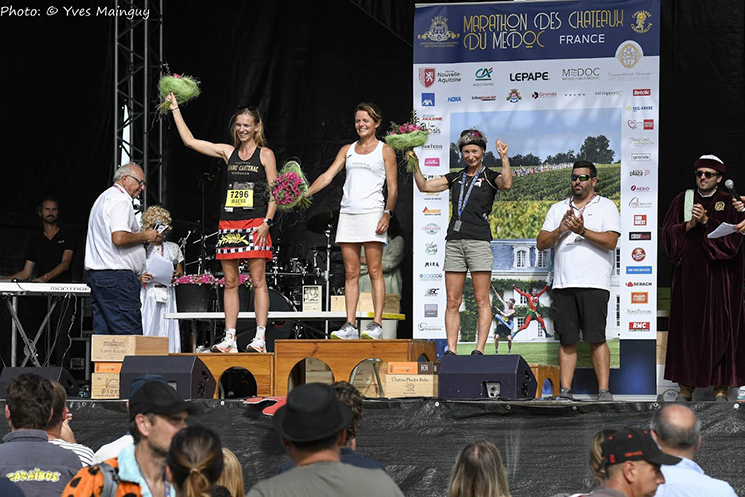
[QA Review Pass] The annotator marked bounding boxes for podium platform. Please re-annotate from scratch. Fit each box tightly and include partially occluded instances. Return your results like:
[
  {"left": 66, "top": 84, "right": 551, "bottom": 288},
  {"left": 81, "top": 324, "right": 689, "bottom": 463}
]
[
  {"left": 273, "top": 339, "right": 437, "bottom": 396},
  {"left": 170, "top": 353, "right": 274, "bottom": 398}
]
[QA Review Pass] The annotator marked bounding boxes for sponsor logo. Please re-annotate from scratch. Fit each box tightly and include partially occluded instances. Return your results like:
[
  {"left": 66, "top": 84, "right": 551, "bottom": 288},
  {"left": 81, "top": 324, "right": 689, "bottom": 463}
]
[
  {"left": 627, "top": 266, "right": 652, "bottom": 274},
  {"left": 629, "top": 169, "right": 651, "bottom": 176},
  {"left": 424, "top": 158, "right": 440, "bottom": 167},
  {"left": 563, "top": 92, "right": 587, "bottom": 97},
  {"left": 419, "top": 273, "right": 443, "bottom": 281},
  {"left": 628, "top": 321, "right": 651, "bottom": 331},
  {"left": 418, "top": 322, "right": 443, "bottom": 333},
  {"left": 629, "top": 232, "right": 652, "bottom": 241},
  {"left": 629, "top": 197, "right": 653, "bottom": 209},
  {"left": 627, "top": 309, "right": 653, "bottom": 315},
  {"left": 626, "top": 105, "right": 654, "bottom": 112},
  {"left": 424, "top": 287, "right": 440, "bottom": 297},
  {"left": 643, "top": 119, "right": 654, "bottom": 130},
  {"left": 418, "top": 68, "right": 435, "bottom": 88},
  {"left": 628, "top": 137, "right": 654, "bottom": 147},
  {"left": 474, "top": 67, "right": 494, "bottom": 86},
  {"left": 421, "top": 114, "right": 442, "bottom": 122},
  {"left": 561, "top": 67, "right": 600, "bottom": 81},
  {"left": 595, "top": 90, "right": 623, "bottom": 96},
  {"left": 616, "top": 40, "right": 644, "bottom": 69},
  {"left": 631, "top": 10, "right": 653, "bottom": 34},
  {"left": 424, "top": 304, "right": 438, "bottom": 318},
  {"left": 417, "top": 16, "right": 459, "bottom": 46},
  {"left": 631, "top": 153, "right": 651, "bottom": 162},
  {"left": 559, "top": 33, "right": 606, "bottom": 45},
  {"left": 435, "top": 69, "right": 462, "bottom": 84},
  {"left": 506, "top": 88, "right": 522, "bottom": 103},
  {"left": 631, "top": 291, "right": 649, "bottom": 304},
  {"left": 626, "top": 281, "right": 653, "bottom": 287},
  {"left": 510, "top": 71, "right": 549, "bottom": 82},
  {"left": 427, "top": 125, "right": 442, "bottom": 135},
  {"left": 608, "top": 69, "right": 652, "bottom": 82},
  {"left": 447, "top": 96, "right": 461, "bottom": 103},
  {"left": 472, "top": 95, "right": 497, "bottom": 102},
  {"left": 423, "top": 223, "right": 441, "bottom": 235},
  {"left": 423, "top": 207, "right": 442, "bottom": 216},
  {"left": 532, "top": 91, "right": 557, "bottom": 99},
  {"left": 424, "top": 261, "right": 440, "bottom": 268},
  {"left": 424, "top": 242, "right": 438, "bottom": 256},
  {"left": 627, "top": 120, "right": 653, "bottom": 130},
  {"left": 633, "top": 88, "right": 651, "bottom": 96},
  {"left": 422, "top": 143, "right": 443, "bottom": 150},
  {"left": 631, "top": 185, "right": 650, "bottom": 192},
  {"left": 631, "top": 247, "right": 646, "bottom": 261},
  {"left": 421, "top": 93, "right": 435, "bottom": 106},
  {"left": 634, "top": 215, "right": 647, "bottom": 226}
]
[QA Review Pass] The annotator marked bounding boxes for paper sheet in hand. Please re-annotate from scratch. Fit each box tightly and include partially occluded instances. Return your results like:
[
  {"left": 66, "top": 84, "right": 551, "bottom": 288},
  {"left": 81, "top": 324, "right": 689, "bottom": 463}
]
[
  {"left": 147, "top": 251, "right": 175, "bottom": 285},
  {"left": 707, "top": 222, "right": 738, "bottom": 239}
]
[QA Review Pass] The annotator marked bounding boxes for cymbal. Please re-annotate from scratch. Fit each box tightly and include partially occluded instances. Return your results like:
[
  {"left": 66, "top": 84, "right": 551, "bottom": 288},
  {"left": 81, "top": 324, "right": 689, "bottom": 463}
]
[{"left": 307, "top": 210, "right": 339, "bottom": 234}]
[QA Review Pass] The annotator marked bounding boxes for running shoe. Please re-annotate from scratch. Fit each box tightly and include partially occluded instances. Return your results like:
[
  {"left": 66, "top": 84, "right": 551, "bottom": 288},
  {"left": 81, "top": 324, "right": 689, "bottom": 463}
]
[
  {"left": 210, "top": 336, "right": 238, "bottom": 353},
  {"left": 246, "top": 337, "right": 266, "bottom": 353},
  {"left": 360, "top": 322, "right": 383, "bottom": 339},
  {"left": 330, "top": 322, "right": 359, "bottom": 340},
  {"left": 596, "top": 389, "right": 614, "bottom": 402}
]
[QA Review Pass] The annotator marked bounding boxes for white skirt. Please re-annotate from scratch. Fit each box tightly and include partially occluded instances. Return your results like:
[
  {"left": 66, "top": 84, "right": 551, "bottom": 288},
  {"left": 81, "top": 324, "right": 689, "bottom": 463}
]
[{"left": 335, "top": 211, "right": 388, "bottom": 244}]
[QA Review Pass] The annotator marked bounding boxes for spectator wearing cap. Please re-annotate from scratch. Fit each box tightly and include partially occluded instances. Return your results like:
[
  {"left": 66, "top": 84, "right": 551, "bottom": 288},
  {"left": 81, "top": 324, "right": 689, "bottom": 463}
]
[
  {"left": 247, "top": 382, "right": 404, "bottom": 497},
  {"left": 662, "top": 154, "right": 745, "bottom": 401},
  {"left": 62, "top": 380, "right": 202, "bottom": 497},
  {"left": 93, "top": 374, "right": 169, "bottom": 463},
  {"left": 277, "top": 381, "right": 387, "bottom": 474},
  {"left": 0, "top": 373, "right": 81, "bottom": 497},
  {"left": 650, "top": 404, "right": 737, "bottom": 496},
  {"left": 583, "top": 427, "right": 681, "bottom": 497},
  {"left": 46, "top": 380, "right": 95, "bottom": 466}
]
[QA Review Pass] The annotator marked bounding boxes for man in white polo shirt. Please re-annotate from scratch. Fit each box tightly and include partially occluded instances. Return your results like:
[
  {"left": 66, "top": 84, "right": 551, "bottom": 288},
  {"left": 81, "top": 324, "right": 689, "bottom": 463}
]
[
  {"left": 536, "top": 160, "right": 621, "bottom": 401},
  {"left": 84, "top": 163, "right": 161, "bottom": 334}
]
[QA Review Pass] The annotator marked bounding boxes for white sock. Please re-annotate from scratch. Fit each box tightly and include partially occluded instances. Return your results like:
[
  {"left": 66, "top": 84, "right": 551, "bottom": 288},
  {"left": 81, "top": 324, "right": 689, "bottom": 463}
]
[
  {"left": 225, "top": 328, "right": 236, "bottom": 341},
  {"left": 255, "top": 326, "right": 266, "bottom": 341}
]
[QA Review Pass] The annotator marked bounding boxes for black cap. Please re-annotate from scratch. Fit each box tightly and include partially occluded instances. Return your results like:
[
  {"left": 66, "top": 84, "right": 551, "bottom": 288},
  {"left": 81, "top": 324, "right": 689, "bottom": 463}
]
[
  {"left": 273, "top": 383, "right": 353, "bottom": 443},
  {"left": 128, "top": 381, "right": 203, "bottom": 421},
  {"left": 599, "top": 427, "right": 681, "bottom": 469}
]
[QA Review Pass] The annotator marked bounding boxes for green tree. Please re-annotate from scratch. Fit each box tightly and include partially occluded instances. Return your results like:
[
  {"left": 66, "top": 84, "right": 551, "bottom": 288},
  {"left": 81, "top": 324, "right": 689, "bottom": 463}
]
[{"left": 579, "top": 135, "right": 615, "bottom": 164}]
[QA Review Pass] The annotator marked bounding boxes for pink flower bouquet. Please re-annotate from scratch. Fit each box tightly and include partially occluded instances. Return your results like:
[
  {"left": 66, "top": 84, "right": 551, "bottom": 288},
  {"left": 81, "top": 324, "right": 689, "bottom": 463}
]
[
  {"left": 385, "top": 111, "right": 430, "bottom": 173},
  {"left": 269, "top": 160, "right": 312, "bottom": 211}
]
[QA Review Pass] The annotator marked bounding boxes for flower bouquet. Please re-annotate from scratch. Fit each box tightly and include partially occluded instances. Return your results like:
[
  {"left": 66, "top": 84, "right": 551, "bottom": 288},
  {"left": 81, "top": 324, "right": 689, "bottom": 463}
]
[
  {"left": 157, "top": 73, "right": 201, "bottom": 114},
  {"left": 173, "top": 273, "right": 215, "bottom": 312},
  {"left": 384, "top": 110, "right": 430, "bottom": 173},
  {"left": 173, "top": 274, "right": 215, "bottom": 286},
  {"left": 268, "top": 159, "right": 312, "bottom": 211},
  {"left": 216, "top": 273, "right": 252, "bottom": 288}
]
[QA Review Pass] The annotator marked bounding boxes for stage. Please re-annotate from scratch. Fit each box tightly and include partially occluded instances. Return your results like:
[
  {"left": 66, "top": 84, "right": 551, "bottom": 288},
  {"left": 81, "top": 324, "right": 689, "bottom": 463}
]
[{"left": 2, "top": 399, "right": 740, "bottom": 496}]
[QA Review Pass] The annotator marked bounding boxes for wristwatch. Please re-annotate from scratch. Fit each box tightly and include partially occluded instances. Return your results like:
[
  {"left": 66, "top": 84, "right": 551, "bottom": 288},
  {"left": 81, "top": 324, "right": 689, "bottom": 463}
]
[
  {"left": 384, "top": 210, "right": 394, "bottom": 218},
  {"left": 263, "top": 218, "right": 274, "bottom": 227}
]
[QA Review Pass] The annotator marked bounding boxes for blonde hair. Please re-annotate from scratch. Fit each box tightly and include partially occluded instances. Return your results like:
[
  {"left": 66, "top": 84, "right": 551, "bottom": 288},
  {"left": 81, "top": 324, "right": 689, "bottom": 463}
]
[
  {"left": 590, "top": 429, "right": 616, "bottom": 481},
  {"left": 216, "top": 447, "right": 245, "bottom": 497},
  {"left": 448, "top": 440, "right": 511, "bottom": 497},
  {"left": 141, "top": 205, "right": 172, "bottom": 232},
  {"left": 231, "top": 107, "right": 267, "bottom": 149}
]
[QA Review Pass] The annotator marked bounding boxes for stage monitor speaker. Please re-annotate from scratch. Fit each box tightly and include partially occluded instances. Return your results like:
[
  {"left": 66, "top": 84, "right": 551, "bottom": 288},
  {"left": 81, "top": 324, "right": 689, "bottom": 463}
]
[
  {"left": 438, "top": 354, "right": 537, "bottom": 400},
  {"left": 0, "top": 367, "right": 80, "bottom": 399},
  {"left": 119, "top": 356, "right": 216, "bottom": 400}
]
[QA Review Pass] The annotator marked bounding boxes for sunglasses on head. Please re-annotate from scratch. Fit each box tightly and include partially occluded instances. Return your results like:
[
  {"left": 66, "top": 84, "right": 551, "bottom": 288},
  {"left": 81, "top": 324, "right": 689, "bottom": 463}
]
[
  {"left": 571, "top": 174, "right": 593, "bottom": 182},
  {"left": 695, "top": 170, "right": 718, "bottom": 179}
]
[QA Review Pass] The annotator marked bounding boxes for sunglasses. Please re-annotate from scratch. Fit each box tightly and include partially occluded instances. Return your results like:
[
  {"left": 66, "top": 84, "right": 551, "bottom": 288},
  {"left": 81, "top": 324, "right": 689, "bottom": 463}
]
[
  {"left": 695, "top": 171, "right": 718, "bottom": 179},
  {"left": 571, "top": 174, "right": 593, "bottom": 182}
]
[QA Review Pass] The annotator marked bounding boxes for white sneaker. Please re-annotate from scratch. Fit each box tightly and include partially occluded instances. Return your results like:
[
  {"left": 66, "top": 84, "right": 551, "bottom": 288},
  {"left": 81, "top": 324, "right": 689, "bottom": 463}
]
[
  {"left": 195, "top": 345, "right": 210, "bottom": 353},
  {"left": 330, "top": 322, "right": 359, "bottom": 340},
  {"left": 246, "top": 337, "right": 266, "bottom": 353},
  {"left": 210, "top": 336, "right": 238, "bottom": 353},
  {"left": 360, "top": 322, "right": 383, "bottom": 339}
]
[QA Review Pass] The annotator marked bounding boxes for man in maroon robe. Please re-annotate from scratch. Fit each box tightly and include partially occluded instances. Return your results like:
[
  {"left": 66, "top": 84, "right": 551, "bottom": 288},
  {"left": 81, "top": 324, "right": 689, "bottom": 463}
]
[{"left": 662, "top": 154, "right": 745, "bottom": 401}]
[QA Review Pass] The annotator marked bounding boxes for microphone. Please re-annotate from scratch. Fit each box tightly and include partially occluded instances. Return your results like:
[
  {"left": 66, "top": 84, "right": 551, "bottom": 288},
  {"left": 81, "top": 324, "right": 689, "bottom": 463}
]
[{"left": 725, "top": 179, "right": 740, "bottom": 200}]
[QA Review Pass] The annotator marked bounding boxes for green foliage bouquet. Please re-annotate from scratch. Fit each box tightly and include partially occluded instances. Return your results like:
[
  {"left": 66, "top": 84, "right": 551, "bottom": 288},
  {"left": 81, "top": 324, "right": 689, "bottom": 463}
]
[
  {"left": 157, "top": 73, "right": 201, "bottom": 114},
  {"left": 384, "top": 111, "right": 431, "bottom": 173}
]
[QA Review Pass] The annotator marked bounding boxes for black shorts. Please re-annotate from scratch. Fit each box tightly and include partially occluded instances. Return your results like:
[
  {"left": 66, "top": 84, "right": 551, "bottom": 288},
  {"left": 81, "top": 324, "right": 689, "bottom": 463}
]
[{"left": 551, "top": 288, "right": 609, "bottom": 345}]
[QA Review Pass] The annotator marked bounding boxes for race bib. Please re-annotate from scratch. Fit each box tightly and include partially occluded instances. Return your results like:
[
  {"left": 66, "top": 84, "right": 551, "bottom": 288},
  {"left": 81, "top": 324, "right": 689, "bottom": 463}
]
[
  {"left": 225, "top": 182, "right": 254, "bottom": 210},
  {"left": 154, "top": 286, "right": 168, "bottom": 303}
]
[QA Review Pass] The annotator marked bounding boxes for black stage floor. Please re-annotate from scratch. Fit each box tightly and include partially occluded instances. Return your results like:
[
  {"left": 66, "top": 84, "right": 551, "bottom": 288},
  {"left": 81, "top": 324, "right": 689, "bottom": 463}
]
[{"left": 4, "top": 399, "right": 743, "bottom": 496}]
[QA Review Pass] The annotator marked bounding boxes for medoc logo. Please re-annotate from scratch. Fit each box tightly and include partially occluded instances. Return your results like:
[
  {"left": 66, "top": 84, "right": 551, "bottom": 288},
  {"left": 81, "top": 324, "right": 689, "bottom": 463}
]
[
  {"left": 616, "top": 40, "right": 644, "bottom": 69},
  {"left": 417, "top": 16, "right": 460, "bottom": 47},
  {"left": 418, "top": 68, "right": 435, "bottom": 88},
  {"left": 561, "top": 67, "right": 600, "bottom": 81}
]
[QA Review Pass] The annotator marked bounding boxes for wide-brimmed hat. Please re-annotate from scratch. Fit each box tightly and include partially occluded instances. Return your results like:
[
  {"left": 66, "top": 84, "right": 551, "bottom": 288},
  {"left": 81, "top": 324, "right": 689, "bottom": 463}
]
[
  {"left": 273, "top": 383, "right": 353, "bottom": 443},
  {"left": 128, "top": 380, "right": 203, "bottom": 421},
  {"left": 598, "top": 427, "right": 681, "bottom": 470}
]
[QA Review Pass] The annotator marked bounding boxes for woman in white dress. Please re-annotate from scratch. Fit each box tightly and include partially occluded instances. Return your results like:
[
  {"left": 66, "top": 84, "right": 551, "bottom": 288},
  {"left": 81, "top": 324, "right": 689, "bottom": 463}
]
[{"left": 138, "top": 206, "right": 184, "bottom": 352}]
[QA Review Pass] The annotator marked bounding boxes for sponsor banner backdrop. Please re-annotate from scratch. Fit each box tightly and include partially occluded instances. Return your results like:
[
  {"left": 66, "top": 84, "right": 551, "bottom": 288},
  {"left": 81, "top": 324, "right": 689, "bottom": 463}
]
[{"left": 413, "top": 0, "right": 660, "bottom": 341}]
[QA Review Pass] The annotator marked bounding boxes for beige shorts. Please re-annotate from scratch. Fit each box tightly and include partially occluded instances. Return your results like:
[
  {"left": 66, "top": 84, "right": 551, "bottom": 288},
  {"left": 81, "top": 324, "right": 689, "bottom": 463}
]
[{"left": 444, "top": 239, "right": 494, "bottom": 272}]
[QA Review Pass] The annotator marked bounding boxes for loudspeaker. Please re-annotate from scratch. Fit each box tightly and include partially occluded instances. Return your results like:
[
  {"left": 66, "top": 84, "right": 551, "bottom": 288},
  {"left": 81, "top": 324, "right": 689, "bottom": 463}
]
[
  {"left": 0, "top": 367, "right": 80, "bottom": 398},
  {"left": 119, "top": 356, "right": 216, "bottom": 400},
  {"left": 438, "top": 354, "right": 537, "bottom": 400}
]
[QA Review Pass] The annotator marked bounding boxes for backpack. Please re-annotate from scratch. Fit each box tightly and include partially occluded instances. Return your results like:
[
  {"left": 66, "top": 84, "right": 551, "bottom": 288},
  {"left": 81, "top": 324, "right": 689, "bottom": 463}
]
[{"left": 98, "top": 462, "right": 120, "bottom": 497}]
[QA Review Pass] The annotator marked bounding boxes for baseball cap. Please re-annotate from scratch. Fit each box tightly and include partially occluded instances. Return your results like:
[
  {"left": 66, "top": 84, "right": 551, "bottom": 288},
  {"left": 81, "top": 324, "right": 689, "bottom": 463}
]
[
  {"left": 128, "top": 380, "right": 203, "bottom": 421},
  {"left": 599, "top": 427, "right": 681, "bottom": 470}
]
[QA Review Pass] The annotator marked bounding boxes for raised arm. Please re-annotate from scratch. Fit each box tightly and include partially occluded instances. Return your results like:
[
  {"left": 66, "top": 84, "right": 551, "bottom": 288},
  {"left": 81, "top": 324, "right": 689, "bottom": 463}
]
[
  {"left": 168, "top": 92, "right": 233, "bottom": 162},
  {"left": 305, "top": 145, "right": 350, "bottom": 197},
  {"left": 494, "top": 139, "right": 512, "bottom": 190},
  {"left": 412, "top": 155, "right": 450, "bottom": 193}
]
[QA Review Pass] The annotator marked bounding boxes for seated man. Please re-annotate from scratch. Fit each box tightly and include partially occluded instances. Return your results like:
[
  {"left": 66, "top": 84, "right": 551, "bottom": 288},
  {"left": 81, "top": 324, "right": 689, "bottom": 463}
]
[
  {"left": 248, "top": 383, "right": 403, "bottom": 497},
  {"left": 46, "top": 381, "right": 95, "bottom": 466}
]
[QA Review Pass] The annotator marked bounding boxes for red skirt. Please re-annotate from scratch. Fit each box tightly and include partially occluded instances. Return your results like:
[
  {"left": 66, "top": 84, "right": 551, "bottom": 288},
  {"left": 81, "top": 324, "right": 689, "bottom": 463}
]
[{"left": 216, "top": 219, "right": 272, "bottom": 260}]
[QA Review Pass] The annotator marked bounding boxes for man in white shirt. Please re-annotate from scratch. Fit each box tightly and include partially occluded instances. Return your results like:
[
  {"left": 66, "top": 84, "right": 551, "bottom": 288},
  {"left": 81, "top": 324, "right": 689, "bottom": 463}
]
[
  {"left": 84, "top": 163, "right": 161, "bottom": 334},
  {"left": 651, "top": 404, "right": 737, "bottom": 496},
  {"left": 536, "top": 161, "right": 621, "bottom": 401}
]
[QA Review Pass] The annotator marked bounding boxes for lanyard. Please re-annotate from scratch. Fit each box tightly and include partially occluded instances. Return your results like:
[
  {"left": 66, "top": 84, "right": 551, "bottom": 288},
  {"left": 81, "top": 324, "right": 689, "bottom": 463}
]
[
  {"left": 569, "top": 193, "right": 596, "bottom": 217},
  {"left": 457, "top": 166, "right": 484, "bottom": 219},
  {"left": 113, "top": 183, "right": 128, "bottom": 196}
]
